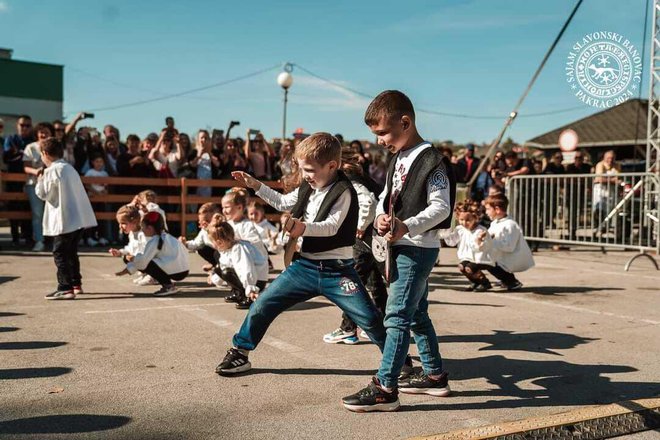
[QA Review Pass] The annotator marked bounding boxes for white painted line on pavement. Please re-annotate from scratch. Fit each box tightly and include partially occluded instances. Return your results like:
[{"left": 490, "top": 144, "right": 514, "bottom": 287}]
[
  {"left": 85, "top": 302, "right": 229, "bottom": 314},
  {"left": 535, "top": 263, "right": 659, "bottom": 281},
  {"left": 481, "top": 292, "right": 660, "bottom": 325}
]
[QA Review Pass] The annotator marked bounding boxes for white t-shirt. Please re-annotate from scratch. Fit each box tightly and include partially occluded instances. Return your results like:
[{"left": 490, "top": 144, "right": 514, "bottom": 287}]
[
  {"left": 442, "top": 225, "right": 495, "bottom": 266},
  {"left": 84, "top": 168, "right": 109, "bottom": 193},
  {"left": 22, "top": 142, "right": 43, "bottom": 186},
  {"left": 488, "top": 217, "right": 535, "bottom": 273},
  {"left": 214, "top": 240, "right": 269, "bottom": 295},
  {"left": 376, "top": 142, "right": 452, "bottom": 248},
  {"left": 228, "top": 219, "right": 268, "bottom": 258}
]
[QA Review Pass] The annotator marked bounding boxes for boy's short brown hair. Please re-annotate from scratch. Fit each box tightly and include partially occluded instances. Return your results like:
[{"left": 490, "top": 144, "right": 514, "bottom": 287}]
[
  {"left": 484, "top": 194, "right": 509, "bottom": 211},
  {"left": 247, "top": 199, "right": 266, "bottom": 212},
  {"left": 198, "top": 202, "right": 221, "bottom": 216},
  {"left": 222, "top": 190, "right": 247, "bottom": 208},
  {"left": 364, "top": 90, "right": 415, "bottom": 126},
  {"left": 294, "top": 132, "right": 341, "bottom": 166},
  {"left": 40, "top": 137, "right": 64, "bottom": 158}
]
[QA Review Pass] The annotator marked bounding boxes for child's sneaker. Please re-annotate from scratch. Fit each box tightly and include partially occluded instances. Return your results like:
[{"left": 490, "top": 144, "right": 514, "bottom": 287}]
[
  {"left": 474, "top": 280, "right": 492, "bottom": 292},
  {"left": 73, "top": 285, "right": 84, "bottom": 295},
  {"left": 224, "top": 290, "right": 242, "bottom": 303},
  {"left": 342, "top": 377, "right": 400, "bottom": 412},
  {"left": 45, "top": 289, "right": 75, "bottom": 300},
  {"left": 506, "top": 281, "right": 523, "bottom": 291},
  {"left": 136, "top": 275, "right": 158, "bottom": 286},
  {"left": 98, "top": 237, "right": 109, "bottom": 246},
  {"left": 398, "top": 371, "right": 451, "bottom": 397},
  {"left": 216, "top": 348, "right": 251, "bottom": 375},
  {"left": 235, "top": 298, "right": 253, "bottom": 310},
  {"left": 465, "top": 283, "right": 477, "bottom": 292},
  {"left": 32, "top": 241, "right": 45, "bottom": 252},
  {"left": 132, "top": 274, "right": 144, "bottom": 285},
  {"left": 323, "top": 328, "right": 359, "bottom": 345},
  {"left": 153, "top": 284, "right": 178, "bottom": 296},
  {"left": 359, "top": 329, "right": 370, "bottom": 341},
  {"left": 399, "top": 356, "right": 414, "bottom": 380}
]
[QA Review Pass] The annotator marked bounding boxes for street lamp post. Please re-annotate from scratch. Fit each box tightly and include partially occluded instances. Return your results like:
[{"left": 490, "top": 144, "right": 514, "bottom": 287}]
[{"left": 277, "top": 65, "right": 293, "bottom": 141}]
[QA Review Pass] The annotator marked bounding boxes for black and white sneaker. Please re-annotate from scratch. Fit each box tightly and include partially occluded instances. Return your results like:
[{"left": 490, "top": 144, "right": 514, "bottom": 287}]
[
  {"left": 216, "top": 348, "right": 251, "bottom": 375},
  {"left": 224, "top": 290, "right": 242, "bottom": 303},
  {"left": 506, "top": 281, "right": 523, "bottom": 291},
  {"left": 342, "top": 377, "right": 400, "bottom": 413},
  {"left": 398, "top": 355, "right": 415, "bottom": 380},
  {"left": 154, "top": 284, "right": 178, "bottom": 296},
  {"left": 399, "top": 371, "right": 451, "bottom": 397},
  {"left": 45, "top": 289, "right": 75, "bottom": 300}
]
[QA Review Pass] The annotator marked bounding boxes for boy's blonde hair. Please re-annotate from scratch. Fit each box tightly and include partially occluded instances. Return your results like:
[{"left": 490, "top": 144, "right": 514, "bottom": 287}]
[
  {"left": 222, "top": 190, "right": 247, "bottom": 208},
  {"left": 294, "top": 132, "right": 341, "bottom": 166},
  {"left": 116, "top": 204, "right": 141, "bottom": 223},
  {"left": 138, "top": 189, "right": 157, "bottom": 204},
  {"left": 207, "top": 213, "right": 235, "bottom": 243}
]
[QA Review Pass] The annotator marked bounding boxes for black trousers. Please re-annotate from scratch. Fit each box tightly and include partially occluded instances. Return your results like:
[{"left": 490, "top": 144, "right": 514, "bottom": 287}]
[
  {"left": 486, "top": 264, "right": 519, "bottom": 287},
  {"left": 215, "top": 266, "right": 266, "bottom": 298},
  {"left": 340, "top": 246, "right": 388, "bottom": 333},
  {"left": 53, "top": 229, "right": 84, "bottom": 290},
  {"left": 197, "top": 246, "right": 216, "bottom": 266},
  {"left": 142, "top": 261, "right": 188, "bottom": 286}
]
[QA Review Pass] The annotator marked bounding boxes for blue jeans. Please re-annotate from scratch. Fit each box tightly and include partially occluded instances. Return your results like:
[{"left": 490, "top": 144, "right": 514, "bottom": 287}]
[
  {"left": 376, "top": 245, "right": 443, "bottom": 388},
  {"left": 232, "top": 257, "right": 386, "bottom": 352},
  {"left": 25, "top": 184, "right": 44, "bottom": 243}
]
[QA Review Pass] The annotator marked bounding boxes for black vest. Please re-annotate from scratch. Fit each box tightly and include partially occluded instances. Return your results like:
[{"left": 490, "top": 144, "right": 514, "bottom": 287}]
[
  {"left": 290, "top": 171, "right": 359, "bottom": 253},
  {"left": 384, "top": 146, "right": 456, "bottom": 231}
]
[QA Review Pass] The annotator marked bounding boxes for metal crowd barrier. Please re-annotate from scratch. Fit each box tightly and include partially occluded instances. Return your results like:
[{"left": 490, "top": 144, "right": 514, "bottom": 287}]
[{"left": 505, "top": 172, "right": 659, "bottom": 271}]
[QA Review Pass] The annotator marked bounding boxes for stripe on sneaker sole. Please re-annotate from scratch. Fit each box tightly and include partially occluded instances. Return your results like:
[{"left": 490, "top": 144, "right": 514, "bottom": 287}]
[
  {"left": 218, "top": 361, "right": 252, "bottom": 375},
  {"left": 343, "top": 401, "right": 401, "bottom": 413},
  {"left": 399, "top": 386, "right": 451, "bottom": 397}
]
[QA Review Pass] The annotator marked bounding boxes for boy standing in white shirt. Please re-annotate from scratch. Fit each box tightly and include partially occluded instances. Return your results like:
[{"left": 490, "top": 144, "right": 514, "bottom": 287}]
[{"left": 36, "top": 138, "right": 97, "bottom": 300}]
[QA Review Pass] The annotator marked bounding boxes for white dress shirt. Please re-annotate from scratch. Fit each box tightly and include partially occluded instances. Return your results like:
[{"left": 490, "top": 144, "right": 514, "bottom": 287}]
[{"left": 488, "top": 216, "right": 535, "bottom": 273}]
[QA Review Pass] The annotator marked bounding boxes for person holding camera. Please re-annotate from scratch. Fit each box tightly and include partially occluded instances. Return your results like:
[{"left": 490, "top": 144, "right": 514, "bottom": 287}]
[
  {"left": 190, "top": 129, "right": 221, "bottom": 198},
  {"left": 244, "top": 130, "right": 275, "bottom": 180}
]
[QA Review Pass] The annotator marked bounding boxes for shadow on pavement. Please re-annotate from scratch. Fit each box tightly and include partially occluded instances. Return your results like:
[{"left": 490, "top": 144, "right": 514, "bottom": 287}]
[
  {"left": 0, "top": 312, "right": 25, "bottom": 318},
  {"left": 400, "top": 355, "right": 660, "bottom": 412},
  {"left": 438, "top": 330, "right": 598, "bottom": 356},
  {"left": 526, "top": 286, "right": 625, "bottom": 295},
  {"left": 0, "top": 367, "right": 73, "bottom": 380},
  {"left": 428, "top": 300, "right": 505, "bottom": 308},
  {"left": 0, "top": 341, "right": 67, "bottom": 350},
  {"left": 0, "top": 327, "right": 20, "bottom": 333},
  {"left": 0, "top": 276, "right": 19, "bottom": 286},
  {"left": 0, "top": 414, "right": 131, "bottom": 434}
]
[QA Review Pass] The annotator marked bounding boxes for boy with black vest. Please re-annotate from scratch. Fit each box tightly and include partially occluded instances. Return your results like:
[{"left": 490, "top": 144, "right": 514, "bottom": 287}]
[
  {"left": 216, "top": 133, "right": 387, "bottom": 377},
  {"left": 343, "top": 90, "right": 457, "bottom": 412}
]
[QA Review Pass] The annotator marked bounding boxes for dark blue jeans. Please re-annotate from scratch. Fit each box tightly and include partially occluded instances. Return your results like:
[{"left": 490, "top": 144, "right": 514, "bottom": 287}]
[
  {"left": 376, "top": 245, "right": 443, "bottom": 388},
  {"left": 232, "top": 257, "right": 386, "bottom": 352}
]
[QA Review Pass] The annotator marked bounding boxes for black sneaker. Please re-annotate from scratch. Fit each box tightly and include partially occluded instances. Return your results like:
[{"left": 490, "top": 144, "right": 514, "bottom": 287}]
[
  {"left": 342, "top": 377, "right": 400, "bottom": 413},
  {"left": 506, "top": 281, "right": 523, "bottom": 291},
  {"left": 465, "top": 283, "right": 477, "bottom": 292},
  {"left": 154, "top": 284, "right": 178, "bottom": 296},
  {"left": 216, "top": 348, "right": 252, "bottom": 375},
  {"left": 224, "top": 290, "right": 242, "bottom": 303},
  {"left": 235, "top": 298, "right": 253, "bottom": 310},
  {"left": 398, "top": 355, "right": 414, "bottom": 381},
  {"left": 399, "top": 371, "right": 451, "bottom": 397},
  {"left": 474, "top": 280, "right": 492, "bottom": 292},
  {"left": 45, "top": 289, "right": 75, "bottom": 300}
]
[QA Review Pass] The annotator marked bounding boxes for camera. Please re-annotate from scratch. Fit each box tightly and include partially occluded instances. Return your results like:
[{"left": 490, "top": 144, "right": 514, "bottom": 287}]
[
  {"left": 229, "top": 121, "right": 240, "bottom": 128},
  {"left": 81, "top": 112, "right": 95, "bottom": 119}
]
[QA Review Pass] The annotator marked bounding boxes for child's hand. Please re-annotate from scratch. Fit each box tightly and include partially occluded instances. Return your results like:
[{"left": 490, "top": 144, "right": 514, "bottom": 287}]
[
  {"left": 477, "top": 230, "right": 487, "bottom": 244},
  {"left": 356, "top": 229, "right": 365, "bottom": 239},
  {"left": 375, "top": 214, "right": 391, "bottom": 236},
  {"left": 248, "top": 290, "right": 260, "bottom": 301},
  {"left": 281, "top": 213, "right": 305, "bottom": 238},
  {"left": 125, "top": 255, "right": 134, "bottom": 262},
  {"left": 231, "top": 171, "right": 261, "bottom": 190},
  {"left": 178, "top": 236, "right": 187, "bottom": 245},
  {"left": 109, "top": 248, "right": 122, "bottom": 257},
  {"left": 115, "top": 268, "right": 129, "bottom": 276},
  {"left": 385, "top": 217, "right": 408, "bottom": 242}
]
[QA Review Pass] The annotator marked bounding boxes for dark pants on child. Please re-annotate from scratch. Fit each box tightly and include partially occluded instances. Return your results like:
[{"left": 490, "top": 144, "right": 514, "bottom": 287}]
[
  {"left": 53, "top": 229, "right": 84, "bottom": 290},
  {"left": 197, "top": 246, "right": 216, "bottom": 266},
  {"left": 340, "top": 246, "right": 387, "bottom": 333},
  {"left": 142, "top": 261, "right": 188, "bottom": 286},
  {"left": 486, "top": 264, "right": 519, "bottom": 287},
  {"left": 215, "top": 267, "right": 266, "bottom": 296},
  {"left": 459, "top": 261, "right": 493, "bottom": 285}
]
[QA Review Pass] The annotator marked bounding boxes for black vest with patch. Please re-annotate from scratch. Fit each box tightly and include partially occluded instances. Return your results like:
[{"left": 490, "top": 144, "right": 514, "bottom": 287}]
[
  {"left": 384, "top": 146, "right": 456, "bottom": 231},
  {"left": 290, "top": 171, "right": 359, "bottom": 254}
]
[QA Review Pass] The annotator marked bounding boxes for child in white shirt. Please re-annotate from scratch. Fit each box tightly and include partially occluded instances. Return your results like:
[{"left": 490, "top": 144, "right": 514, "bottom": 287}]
[
  {"left": 110, "top": 205, "right": 148, "bottom": 283},
  {"left": 132, "top": 189, "right": 168, "bottom": 231},
  {"left": 207, "top": 214, "right": 268, "bottom": 310},
  {"left": 221, "top": 190, "right": 268, "bottom": 259},
  {"left": 441, "top": 200, "right": 495, "bottom": 291},
  {"left": 247, "top": 199, "right": 279, "bottom": 253},
  {"left": 84, "top": 154, "right": 111, "bottom": 246},
  {"left": 124, "top": 211, "right": 189, "bottom": 296},
  {"left": 483, "top": 194, "right": 535, "bottom": 291},
  {"left": 36, "top": 138, "right": 97, "bottom": 300},
  {"left": 180, "top": 202, "right": 223, "bottom": 271}
]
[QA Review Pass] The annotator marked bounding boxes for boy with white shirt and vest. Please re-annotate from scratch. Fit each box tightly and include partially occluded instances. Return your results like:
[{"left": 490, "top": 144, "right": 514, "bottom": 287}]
[
  {"left": 216, "top": 133, "right": 387, "bottom": 377},
  {"left": 342, "top": 91, "right": 456, "bottom": 412},
  {"left": 36, "top": 137, "right": 97, "bottom": 300}
]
